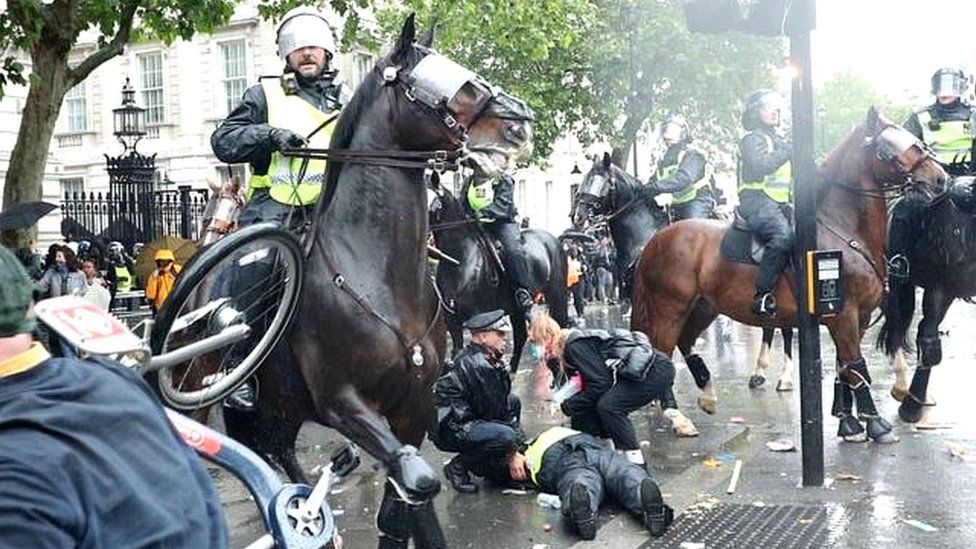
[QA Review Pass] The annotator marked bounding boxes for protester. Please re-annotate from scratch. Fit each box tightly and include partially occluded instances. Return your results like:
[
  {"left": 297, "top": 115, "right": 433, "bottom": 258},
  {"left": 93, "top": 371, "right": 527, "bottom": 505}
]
[
  {"left": 0, "top": 245, "right": 228, "bottom": 546},
  {"left": 145, "top": 248, "right": 182, "bottom": 312}
]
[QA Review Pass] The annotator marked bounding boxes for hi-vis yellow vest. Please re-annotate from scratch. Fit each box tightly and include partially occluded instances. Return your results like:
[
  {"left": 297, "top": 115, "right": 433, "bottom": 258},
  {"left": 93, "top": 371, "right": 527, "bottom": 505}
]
[
  {"left": 655, "top": 148, "right": 711, "bottom": 205},
  {"left": 248, "top": 78, "right": 338, "bottom": 206},
  {"left": 917, "top": 111, "right": 973, "bottom": 164},
  {"left": 525, "top": 427, "right": 578, "bottom": 484},
  {"left": 739, "top": 132, "right": 791, "bottom": 204},
  {"left": 467, "top": 180, "right": 496, "bottom": 214},
  {"left": 114, "top": 265, "right": 132, "bottom": 292}
]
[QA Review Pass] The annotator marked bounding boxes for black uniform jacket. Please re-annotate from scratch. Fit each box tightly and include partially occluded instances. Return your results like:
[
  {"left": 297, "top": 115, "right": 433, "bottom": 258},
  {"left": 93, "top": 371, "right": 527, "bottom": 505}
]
[{"left": 432, "top": 343, "right": 514, "bottom": 450}]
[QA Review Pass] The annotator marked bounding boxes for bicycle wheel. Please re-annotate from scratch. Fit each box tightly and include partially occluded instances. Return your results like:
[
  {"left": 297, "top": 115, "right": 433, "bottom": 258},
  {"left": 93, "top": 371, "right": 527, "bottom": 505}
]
[{"left": 151, "top": 223, "right": 303, "bottom": 410}]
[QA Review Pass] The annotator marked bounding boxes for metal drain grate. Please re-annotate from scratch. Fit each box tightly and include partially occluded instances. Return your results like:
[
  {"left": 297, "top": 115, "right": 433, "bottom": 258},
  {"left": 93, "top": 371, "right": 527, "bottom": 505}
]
[{"left": 641, "top": 504, "right": 827, "bottom": 549}]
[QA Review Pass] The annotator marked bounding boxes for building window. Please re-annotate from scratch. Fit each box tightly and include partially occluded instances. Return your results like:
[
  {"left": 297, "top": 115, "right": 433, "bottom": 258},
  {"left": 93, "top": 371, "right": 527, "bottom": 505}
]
[
  {"left": 217, "top": 164, "right": 247, "bottom": 187},
  {"left": 60, "top": 177, "right": 85, "bottom": 199},
  {"left": 64, "top": 82, "right": 87, "bottom": 132},
  {"left": 349, "top": 52, "right": 373, "bottom": 90},
  {"left": 220, "top": 39, "right": 247, "bottom": 115},
  {"left": 139, "top": 52, "right": 165, "bottom": 124}
]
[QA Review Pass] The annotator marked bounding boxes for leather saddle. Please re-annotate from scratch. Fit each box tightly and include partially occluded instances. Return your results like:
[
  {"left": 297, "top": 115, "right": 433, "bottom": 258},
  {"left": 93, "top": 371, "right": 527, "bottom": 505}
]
[{"left": 719, "top": 210, "right": 768, "bottom": 265}]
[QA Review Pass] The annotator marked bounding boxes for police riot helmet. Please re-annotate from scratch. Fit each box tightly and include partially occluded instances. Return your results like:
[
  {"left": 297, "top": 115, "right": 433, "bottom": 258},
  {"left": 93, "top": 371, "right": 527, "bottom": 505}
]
[
  {"left": 742, "top": 89, "right": 786, "bottom": 130},
  {"left": 931, "top": 67, "right": 967, "bottom": 99},
  {"left": 661, "top": 116, "right": 691, "bottom": 144},
  {"left": 276, "top": 7, "right": 338, "bottom": 61},
  {"left": 107, "top": 241, "right": 124, "bottom": 257}
]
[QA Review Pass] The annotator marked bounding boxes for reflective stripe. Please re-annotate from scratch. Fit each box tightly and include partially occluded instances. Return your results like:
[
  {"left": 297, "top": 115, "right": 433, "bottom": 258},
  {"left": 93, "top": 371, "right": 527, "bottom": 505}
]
[
  {"left": 249, "top": 79, "right": 338, "bottom": 206},
  {"left": 917, "top": 111, "right": 972, "bottom": 164},
  {"left": 739, "top": 132, "right": 791, "bottom": 203},
  {"left": 114, "top": 266, "right": 132, "bottom": 292},
  {"left": 657, "top": 149, "right": 712, "bottom": 205},
  {"left": 526, "top": 427, "right": 578, "bottom": 484}
]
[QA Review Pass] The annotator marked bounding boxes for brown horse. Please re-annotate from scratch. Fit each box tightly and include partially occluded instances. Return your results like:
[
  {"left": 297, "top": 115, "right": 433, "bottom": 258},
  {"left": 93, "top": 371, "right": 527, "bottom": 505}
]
[{"left": 631, "top": 108, "right": 947, "bottom": 443}]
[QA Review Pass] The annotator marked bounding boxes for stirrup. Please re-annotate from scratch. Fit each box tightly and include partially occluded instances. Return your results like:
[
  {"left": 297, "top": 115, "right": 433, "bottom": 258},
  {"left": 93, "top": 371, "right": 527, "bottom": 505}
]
[{"left": 887, "top": 254, "right": 909, "bottom": 280}]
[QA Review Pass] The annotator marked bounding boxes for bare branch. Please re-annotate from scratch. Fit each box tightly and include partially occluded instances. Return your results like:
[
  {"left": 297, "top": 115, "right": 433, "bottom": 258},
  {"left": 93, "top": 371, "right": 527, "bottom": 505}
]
[{"left": 67, "top": 0, "right": 138, "bottom": 84}]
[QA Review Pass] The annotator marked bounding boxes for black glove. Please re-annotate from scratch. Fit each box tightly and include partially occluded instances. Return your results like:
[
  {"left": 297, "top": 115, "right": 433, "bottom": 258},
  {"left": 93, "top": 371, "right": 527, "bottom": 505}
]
[{"left": 269, "top": 128, "right": 308, "bottom": 151}]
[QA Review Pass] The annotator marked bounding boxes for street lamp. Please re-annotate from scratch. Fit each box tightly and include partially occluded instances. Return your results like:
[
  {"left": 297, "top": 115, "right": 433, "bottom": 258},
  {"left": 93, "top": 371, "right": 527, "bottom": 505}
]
[{"left": 106, "top": 78, "right": 157, "bottom": 248}]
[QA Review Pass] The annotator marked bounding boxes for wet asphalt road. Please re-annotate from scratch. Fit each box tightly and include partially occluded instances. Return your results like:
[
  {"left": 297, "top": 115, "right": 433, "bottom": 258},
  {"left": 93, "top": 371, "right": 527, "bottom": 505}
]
[{"left": 214, "top": 296, "right": 976, "bottom": 548}]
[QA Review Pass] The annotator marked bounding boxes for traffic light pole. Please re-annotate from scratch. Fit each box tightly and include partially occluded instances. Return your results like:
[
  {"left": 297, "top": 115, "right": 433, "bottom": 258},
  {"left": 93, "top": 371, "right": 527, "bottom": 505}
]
[{"left": 789, "top": 1, "right": 824, "bottom": 487}]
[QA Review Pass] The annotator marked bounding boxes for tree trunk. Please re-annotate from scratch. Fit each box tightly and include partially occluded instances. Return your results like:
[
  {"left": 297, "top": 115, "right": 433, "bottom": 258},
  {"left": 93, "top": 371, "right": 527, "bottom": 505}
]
[{"left": 1, "top": 41, "right": 72, "bottom": 248}]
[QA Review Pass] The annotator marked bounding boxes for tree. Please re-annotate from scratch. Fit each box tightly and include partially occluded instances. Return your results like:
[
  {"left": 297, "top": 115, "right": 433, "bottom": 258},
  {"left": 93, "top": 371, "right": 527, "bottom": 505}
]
[
  {"left": 370, "top": 0, "right": 780, "bottom": 170},
  {"left": 815, "top": 68, "right": 911, "bottom": 157},
  {"left": 0, "top": 0, "right": 369, "bottom": 247}
]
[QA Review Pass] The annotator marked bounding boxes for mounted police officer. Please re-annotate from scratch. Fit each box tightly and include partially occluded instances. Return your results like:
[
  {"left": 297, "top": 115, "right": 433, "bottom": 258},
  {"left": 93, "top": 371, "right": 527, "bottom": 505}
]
[
  {"left": 430, "top": 310, "right": 523, "bottom": 493},
  {"left": 210, "top": 7, "right": 346, "bottom": 409},
  {"left": 645, "top": 116, "right": 714, "bottom": 220},
  {"left": 462, "top": 173, "right": 535, "bottom": 314},
  {"left": 738, "top": 89, "right": 793, "bottom": 318},
  {"left": 889, "top": 67, "right": 975, "bottom": 279},
  {"left": 211, "top": 6, "right": 347, "bottom": 233}
]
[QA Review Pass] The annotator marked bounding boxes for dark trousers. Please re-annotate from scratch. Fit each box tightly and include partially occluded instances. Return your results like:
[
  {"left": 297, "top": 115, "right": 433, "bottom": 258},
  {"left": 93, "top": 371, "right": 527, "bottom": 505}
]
[
  {"left": 237, "top": 189, "right": 314, "bottom": 231},
  {"left": 671, "top": 193, "right": 714, "bottom": 221},
  {"left": 539, "top": 436, "right": 650, "bottom": 518},
  {"left": 888, "top": 195, "right": 927, "bottom": 257},
  {"left": 738, "top": 191, "right": 792, "bottom": 296},
  {"left": 457, "top": 420, "right": 522, "bottom": 483},
  {"left": 563, "top": 374, "right": 668, "bottom": 451},
  {"left": 570, "top": 282, "right": 585, "bottom": 317},
  {"left": 485, "top": 221, "right": 532, "bottom": 291}
]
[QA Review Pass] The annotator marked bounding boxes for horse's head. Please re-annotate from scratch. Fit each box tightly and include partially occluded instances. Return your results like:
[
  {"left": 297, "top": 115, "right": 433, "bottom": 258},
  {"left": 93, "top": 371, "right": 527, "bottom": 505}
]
[
  {"left": 572, "top": 153, "right": 617, "bottom": 228},
  {"left": 382, "top": 15, "right": 534, "bottom": 176},
  {"left": 862, "top": 107, "right": 948, "bottom": 202}
]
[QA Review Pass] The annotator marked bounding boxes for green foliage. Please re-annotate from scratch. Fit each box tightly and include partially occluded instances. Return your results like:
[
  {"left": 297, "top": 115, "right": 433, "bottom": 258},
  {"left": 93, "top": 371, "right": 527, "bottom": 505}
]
[
  {"left": 815, "top": 68, "right": 912, "bottom": 156},
  {"left": 367, "top": 0, "right": 779, "bottom": 164}
]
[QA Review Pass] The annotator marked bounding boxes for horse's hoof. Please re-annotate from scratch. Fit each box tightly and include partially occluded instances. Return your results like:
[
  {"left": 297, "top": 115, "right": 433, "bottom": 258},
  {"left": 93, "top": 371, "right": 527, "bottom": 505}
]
[
  {"left": 890, "top": 386, "right": 909, "bottom": 402},
  {"left": 842, "top": 432, "right": 869, "bottom": 443},
  {"left": 898, "top": 400, "right": 924, "bottom": 424},
  {"left": 775, "top": 379, "right": 794, "bottom": 392},
  {"left": 837, "top": 416, "right": 865, "bottom": 441},
  {"left": 872, "top": 431, "right": 900, "bottom": 444},
  {"left": 390, "top": 445, "right": 440, "bottom": 500},
  {"left": 748, "top": 374, "right": 766, "bottom": 389},
  {"left": 924, "top": 393, "right": 937, "bottom": 407},
  {"left": 697, "top": 395, "right": 717, "bottom": 415}
]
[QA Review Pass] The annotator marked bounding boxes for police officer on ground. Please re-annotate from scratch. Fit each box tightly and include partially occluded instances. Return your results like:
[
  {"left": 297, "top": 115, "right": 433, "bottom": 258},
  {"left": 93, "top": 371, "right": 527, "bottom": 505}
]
[
  {"left": 210, "top": 7, "right": 346, "bottom": 409},
  {"left": 738, "top": 89, "right": 793, "bottom": 318},
  {"left": 889, "top": 67, "right": 975, "bottom": 280},
  {"left": 497, "top": 426, "right": 673, "bottom": 540},
  {"left": 462, "top": 173, "right": 536, "bottom": 315},
  {"left": 527, "top": 315, "right": 675, "bottom": 468},
  {"left": 430, "top": 310, "right": 523, "bottom": 493},
  {"left": 211, "top": 6, "right": 346, "bottom": 233},
  {"left": 644, "top": 115, "right": 714, "bottom": 220}
]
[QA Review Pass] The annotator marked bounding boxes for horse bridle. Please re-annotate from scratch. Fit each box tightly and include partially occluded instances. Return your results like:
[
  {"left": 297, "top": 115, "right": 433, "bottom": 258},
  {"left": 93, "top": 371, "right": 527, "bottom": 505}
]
[
  {"left": 576, "top": 167, "right": 641, "bottom": 226},
  {"left": 833, "top": 124, "right": 938, "bottom": 199}
]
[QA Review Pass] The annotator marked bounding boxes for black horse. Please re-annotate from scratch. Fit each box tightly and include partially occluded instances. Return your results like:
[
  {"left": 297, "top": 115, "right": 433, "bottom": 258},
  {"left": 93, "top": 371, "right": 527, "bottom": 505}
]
[
  {"left": 878, "top": 174, "right": 976, "bottom": 423},
  {"left": 222, "top": 17, "right": 535, "bottom": 548},
  {"left": 428, "top": 177, "right": 569, "bottom": 372}
]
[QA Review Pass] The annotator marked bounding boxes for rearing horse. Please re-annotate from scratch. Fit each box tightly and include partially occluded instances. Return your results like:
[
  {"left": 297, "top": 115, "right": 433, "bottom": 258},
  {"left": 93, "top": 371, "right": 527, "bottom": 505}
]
[
  {"left": 224, "top": 18, "right": 534, "bottom": 548},
  {"left": 631, "top": 108, "right": 946, "bottom": 443}
]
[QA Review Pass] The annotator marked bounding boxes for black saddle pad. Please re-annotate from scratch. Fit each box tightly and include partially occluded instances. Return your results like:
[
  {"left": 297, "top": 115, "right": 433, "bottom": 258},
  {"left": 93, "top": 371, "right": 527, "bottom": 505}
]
[{"left": 720, "top": 225, "right": 759, "bottom": 265}]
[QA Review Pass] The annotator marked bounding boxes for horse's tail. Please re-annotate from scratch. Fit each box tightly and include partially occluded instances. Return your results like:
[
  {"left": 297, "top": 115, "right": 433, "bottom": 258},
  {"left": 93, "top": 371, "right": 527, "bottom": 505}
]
[
  {"left": 541, "top": 232, "right": 570, "bottom": 327},
  {"left": 876, "top": 280, "right": 916, "bottom": 357}
]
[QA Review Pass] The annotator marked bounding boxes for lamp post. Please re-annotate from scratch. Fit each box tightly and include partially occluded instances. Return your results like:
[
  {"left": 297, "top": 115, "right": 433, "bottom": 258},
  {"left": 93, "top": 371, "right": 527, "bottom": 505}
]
[
  {"left": 106, "top": 77, "right": 158, "bottom": 248},
  {"left": 624, "top": 1, "right": 639, "bottom": 179}
]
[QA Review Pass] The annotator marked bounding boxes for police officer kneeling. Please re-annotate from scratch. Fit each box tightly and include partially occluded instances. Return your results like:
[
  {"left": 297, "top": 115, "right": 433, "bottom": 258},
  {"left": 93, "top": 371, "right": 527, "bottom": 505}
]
[
  {"left": 431, "top": 310, "right": 523, "bottom": 493},
  {"left": 500, "top": 426, "right": 674, "bottom": 540}
]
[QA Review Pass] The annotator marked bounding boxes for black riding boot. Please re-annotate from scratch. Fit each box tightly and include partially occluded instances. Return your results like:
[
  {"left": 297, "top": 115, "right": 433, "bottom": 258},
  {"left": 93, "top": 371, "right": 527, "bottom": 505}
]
[{"left": 443, "top": 455, "right": 478, "bottom": 493}]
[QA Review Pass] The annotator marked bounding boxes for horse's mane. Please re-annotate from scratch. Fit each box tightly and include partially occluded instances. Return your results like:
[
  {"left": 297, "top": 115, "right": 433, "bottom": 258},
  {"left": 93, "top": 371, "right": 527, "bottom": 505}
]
[{"left": 609, "top": 163, "right": 642, "bottom": 189}]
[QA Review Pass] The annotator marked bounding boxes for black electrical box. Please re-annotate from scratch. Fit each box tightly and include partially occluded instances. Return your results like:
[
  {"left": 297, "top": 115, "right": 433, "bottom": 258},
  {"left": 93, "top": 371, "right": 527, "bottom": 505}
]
[{"left": 806, "top": 250, "right": 843, "bottom": 316}]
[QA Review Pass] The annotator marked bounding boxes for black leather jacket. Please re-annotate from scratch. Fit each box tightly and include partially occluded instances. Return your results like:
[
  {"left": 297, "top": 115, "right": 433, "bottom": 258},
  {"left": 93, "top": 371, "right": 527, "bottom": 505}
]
[
  {"left": 739, "top": 126, "right": 791, "bottom": 186},
  {"left": 210, "top": 70, "right": 345, "bottom": 176},
  {"left": 648, "top": 144, "right": 707, "bottom": 194},
  {"left": 431, "top": 343, "right": 515, "bottom": 450}
]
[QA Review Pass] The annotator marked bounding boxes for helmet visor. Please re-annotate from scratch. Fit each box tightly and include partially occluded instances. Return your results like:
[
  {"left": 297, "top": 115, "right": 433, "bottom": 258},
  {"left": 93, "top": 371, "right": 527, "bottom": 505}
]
[
  {"left": 661, "top": 122, "right": 684, "bottom": 143},
  {"left": 933, "top": 72, "right": 966, "bottom": 97},
  {"left": 278, "top": 15, "right": 336, "bottom": 59}
]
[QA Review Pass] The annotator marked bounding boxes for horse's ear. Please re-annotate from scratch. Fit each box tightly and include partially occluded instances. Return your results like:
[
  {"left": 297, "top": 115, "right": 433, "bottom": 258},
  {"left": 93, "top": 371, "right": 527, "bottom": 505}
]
[
  {"left": 419, "top": 21, "right": 436, "bottom": 48},
  {"left": 602, "top": 152, "right": 612, "bottom": 170},
  {"left": 393, "top": 13, "right": 417, "bottom": 61},
  {"left": 866, "top": 106, "right": 881, "bottom": 133}
]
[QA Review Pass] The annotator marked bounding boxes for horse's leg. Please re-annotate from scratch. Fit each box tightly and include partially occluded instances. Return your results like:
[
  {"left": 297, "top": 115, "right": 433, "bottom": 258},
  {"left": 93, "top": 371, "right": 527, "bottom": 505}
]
[
  {"left": 750, "top": 327, "right": 775, "bottom": 389},
  {"left": 891, "top": 347, "right": 911, "bottom": 402},
  {"left": 885, "top": 280, "right": 917, "bottom": 402},
  {"left": 775, "top": 327, "right": 795, "bottom": 392},
  {"left": 679, "top": 300, "right": 719, "bottom": 414},
  {"left": 831, "top": 316, "right": 898, "bottom": 444},
  {"left": 510, "top": 311, "right": 528, "bottom": 373},
  {"left": 899, "top": 288, "right": 953, "bottom": 423}
]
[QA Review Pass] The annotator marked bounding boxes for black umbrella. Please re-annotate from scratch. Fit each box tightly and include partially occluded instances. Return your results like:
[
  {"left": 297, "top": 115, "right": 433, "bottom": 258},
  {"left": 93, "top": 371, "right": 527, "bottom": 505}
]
[{"left": 0, "top": 201, "right": 58, "bottom": 231}]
